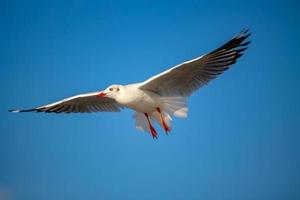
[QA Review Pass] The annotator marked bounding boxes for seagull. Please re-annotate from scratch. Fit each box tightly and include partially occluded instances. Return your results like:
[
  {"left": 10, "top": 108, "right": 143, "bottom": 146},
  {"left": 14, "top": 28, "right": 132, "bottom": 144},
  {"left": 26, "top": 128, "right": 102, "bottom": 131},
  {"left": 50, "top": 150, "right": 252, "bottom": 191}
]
[{"left": 10, "top": 29, "right": 251, "bottom": 139}]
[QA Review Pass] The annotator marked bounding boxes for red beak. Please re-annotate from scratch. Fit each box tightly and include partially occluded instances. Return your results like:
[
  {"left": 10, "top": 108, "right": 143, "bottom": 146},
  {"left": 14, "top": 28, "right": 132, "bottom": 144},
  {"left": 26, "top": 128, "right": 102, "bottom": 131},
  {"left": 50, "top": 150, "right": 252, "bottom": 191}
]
[{"left": 98, "top": 92, "right": 106, "bottom": 97}]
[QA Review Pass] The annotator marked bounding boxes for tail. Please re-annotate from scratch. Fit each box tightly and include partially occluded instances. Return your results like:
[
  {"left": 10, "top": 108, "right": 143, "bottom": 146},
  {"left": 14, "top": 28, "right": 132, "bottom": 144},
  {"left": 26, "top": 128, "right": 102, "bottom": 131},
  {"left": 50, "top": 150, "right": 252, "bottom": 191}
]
[
  {"left": 132, "top": 96, "right": 188, "bottom": 137},
  {"left": 133, "top": 111, "right": 171, "bottom": 137},
  {"left": 133, "top": 112, "right": 155, "bottom": 133},
  {"left": 160, "top": 96, "right": 188, "bottom": 118}
]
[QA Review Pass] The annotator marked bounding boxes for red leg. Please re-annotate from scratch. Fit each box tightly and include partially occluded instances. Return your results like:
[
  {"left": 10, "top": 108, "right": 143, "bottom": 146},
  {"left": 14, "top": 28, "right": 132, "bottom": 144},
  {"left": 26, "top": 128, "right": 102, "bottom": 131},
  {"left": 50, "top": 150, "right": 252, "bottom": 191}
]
[
  {"left": 144, "top": 113, "right": 158, "bottom": 139},
  {"left": 156, "top": 107, "right": 171, "bottom": 134}
]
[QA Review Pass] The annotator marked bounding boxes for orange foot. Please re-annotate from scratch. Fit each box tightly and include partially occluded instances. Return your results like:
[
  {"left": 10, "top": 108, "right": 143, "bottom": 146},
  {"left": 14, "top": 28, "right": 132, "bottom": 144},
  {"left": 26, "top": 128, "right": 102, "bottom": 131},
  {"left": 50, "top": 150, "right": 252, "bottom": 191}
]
[
  {"left": 150, "top": 125, "right": 158, "bottom": 139},
  {"left": 162, "top": 120, "right": 171, "bottom": 134},
  {"left": 144, "top": 113, "right": 158, "bottom": 139},
  {"left": 156, "top": 107, "right": 171, "bottom": 134}
]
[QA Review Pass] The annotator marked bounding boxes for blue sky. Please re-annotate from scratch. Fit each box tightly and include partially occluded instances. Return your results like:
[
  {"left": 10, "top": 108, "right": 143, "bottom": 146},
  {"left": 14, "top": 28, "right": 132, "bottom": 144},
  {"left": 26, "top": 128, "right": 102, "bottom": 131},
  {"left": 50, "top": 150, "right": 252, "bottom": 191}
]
[{"left": 1, "top": 0, "right": 300, "bottom": 199}]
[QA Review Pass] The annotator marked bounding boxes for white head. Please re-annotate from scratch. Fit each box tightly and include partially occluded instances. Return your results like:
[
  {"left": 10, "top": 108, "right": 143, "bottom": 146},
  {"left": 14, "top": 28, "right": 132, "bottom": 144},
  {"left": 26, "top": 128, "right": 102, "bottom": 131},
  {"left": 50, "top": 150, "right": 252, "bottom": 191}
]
[{"left": 98, "top": 84, "right": 123, "bottom": 98}]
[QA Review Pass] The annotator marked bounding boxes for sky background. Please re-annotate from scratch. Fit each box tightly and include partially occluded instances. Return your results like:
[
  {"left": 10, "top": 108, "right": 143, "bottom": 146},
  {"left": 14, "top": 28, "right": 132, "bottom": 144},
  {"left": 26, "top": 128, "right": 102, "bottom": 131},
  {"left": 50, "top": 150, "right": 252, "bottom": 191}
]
[{"left": 1, "top": 0, "right": 300, "bottom": 199}]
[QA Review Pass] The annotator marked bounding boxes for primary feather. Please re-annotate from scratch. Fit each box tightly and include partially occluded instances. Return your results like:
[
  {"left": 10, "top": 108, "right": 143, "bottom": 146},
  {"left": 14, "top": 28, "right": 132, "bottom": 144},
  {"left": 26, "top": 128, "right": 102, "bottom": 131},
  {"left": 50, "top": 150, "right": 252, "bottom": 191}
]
[{"left": 139, "top": 29, "right": 251, "bottom": 96}]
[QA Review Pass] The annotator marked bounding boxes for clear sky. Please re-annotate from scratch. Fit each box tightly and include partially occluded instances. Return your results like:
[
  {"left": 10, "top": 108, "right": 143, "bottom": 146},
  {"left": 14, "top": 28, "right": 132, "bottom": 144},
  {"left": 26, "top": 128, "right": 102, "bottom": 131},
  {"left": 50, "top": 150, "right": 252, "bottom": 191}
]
[{"left": 1, "top": 0, "right": 300, "bottom": 199}]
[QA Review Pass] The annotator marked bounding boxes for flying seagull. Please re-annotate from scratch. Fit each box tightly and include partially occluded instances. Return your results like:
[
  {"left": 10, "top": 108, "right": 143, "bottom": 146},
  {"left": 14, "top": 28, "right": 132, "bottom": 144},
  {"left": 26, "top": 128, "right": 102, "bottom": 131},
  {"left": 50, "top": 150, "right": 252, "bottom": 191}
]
[{"left": 10, "top": 29, "right": 251, "bottom": 139}]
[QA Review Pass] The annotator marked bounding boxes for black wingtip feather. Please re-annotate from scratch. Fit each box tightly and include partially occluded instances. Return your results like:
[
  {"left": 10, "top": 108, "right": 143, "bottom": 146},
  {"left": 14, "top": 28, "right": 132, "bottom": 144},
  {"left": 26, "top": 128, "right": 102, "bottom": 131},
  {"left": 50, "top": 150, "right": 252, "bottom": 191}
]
[
  {"left": 209, "top": 28, "right": 251, "bottom": 56},
  {"left": 241, "top": 41, "right": 251, "bottom": 47},
  {"left": 235, "top": 53, "right": 243, "bottom": 59},
  {"left": 236, "top": 47, "right": 248, "bottom": 54},
  {"left": 239, "top": 28, "right": 250, "bottom": 36},
  {"left": 242, "top": 33, "right": 251, "bottom": 41},
  {"left": 9, "top": 108, "right": 37, "bottom": 113}
]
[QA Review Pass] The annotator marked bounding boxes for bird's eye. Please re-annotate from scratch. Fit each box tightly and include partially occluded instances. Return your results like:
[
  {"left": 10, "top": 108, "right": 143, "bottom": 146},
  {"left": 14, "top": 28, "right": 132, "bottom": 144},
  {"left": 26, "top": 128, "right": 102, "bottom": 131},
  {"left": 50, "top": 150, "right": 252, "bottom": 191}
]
[
  {"left": 109, "top": 88, "right": 113, "bottom": 91},
  {"left": 116, "top": 88, "right": 120, "bottom": 91}
]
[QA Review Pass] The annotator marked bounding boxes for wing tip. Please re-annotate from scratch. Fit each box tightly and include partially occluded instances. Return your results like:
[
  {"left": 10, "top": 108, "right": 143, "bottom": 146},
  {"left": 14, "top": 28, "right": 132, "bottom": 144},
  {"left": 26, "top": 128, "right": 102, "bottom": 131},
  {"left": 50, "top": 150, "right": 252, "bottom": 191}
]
[
  {"left": 9, "top": 108, "right": 37, "bottom": 113},
  {"left": 9, "top": 109, "right": 20, "bottom": 113},
  {"left": 239, "top": 27, "right": 251, "bottom": 36},
  {"left": 234, "top": 28, "right": 252, "bottom": 43}
]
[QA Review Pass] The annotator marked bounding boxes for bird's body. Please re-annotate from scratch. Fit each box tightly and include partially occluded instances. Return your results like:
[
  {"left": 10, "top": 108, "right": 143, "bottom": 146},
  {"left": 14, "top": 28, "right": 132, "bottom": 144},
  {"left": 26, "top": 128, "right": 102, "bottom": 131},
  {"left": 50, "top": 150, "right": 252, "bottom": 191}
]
[
  {"left": 116, "top": 84, "right": 183, "bottom": 113},
  {"left": 10, "top": 29, "right": 251, "bottom": 139},
  {"left": 115, "top": 84, "right": 160, "bottom": 113}
]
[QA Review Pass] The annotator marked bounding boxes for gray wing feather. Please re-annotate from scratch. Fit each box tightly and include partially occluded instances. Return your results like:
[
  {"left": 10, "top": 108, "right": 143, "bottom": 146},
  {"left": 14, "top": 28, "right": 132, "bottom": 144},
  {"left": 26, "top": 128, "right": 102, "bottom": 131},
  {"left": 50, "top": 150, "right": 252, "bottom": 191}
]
[
  {"left": 9, "top": 92, "right": 123, "bottom": 113},
  {"left": 139, "top": 29, "right": 251, "bottom": 96}
]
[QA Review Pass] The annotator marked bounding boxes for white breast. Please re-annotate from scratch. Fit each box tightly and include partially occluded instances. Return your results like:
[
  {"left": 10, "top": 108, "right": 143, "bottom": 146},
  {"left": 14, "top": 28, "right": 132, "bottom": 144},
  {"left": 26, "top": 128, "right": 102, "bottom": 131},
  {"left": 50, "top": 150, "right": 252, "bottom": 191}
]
[{"left": 116, "top": 84, "right": 161, "bottom": 113}]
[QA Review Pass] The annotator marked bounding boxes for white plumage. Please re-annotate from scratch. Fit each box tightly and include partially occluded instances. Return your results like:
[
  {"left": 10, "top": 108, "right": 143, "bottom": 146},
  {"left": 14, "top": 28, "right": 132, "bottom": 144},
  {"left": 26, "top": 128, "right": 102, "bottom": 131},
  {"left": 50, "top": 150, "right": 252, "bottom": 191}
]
[{"left": 10, "top": 29, "right": 251, "bottom": 138}]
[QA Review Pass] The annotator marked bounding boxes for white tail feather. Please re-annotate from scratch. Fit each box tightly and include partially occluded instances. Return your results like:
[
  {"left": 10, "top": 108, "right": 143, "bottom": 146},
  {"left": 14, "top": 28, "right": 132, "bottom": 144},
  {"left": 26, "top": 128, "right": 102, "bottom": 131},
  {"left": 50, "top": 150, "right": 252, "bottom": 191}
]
[
  {"left": 133, "top": 112, "right": 155, "bottom": 133},
  {"left": 160, "top": 96, "right": 188, "bottom": 118},
  {"left": 133, "top": 97, "right": 188, "bottom": 134}
]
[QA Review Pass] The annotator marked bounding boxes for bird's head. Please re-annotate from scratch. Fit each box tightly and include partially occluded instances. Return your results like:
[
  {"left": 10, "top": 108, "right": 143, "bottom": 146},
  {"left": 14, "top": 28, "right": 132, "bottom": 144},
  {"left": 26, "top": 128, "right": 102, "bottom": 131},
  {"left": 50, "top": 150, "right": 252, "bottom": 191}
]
[{"left": 98, "top": 84, "right": 123, "bottom": 98}]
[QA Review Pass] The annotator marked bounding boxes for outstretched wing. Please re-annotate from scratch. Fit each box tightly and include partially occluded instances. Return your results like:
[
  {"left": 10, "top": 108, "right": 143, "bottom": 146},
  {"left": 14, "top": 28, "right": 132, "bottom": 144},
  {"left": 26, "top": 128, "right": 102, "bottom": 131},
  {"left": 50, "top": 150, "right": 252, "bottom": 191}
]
[
  {"left": 9, "top": 92, "right": 123, "bottom": 113},
  {"left": 139, "top": 29, "right": 251, "bottom": 96}
]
